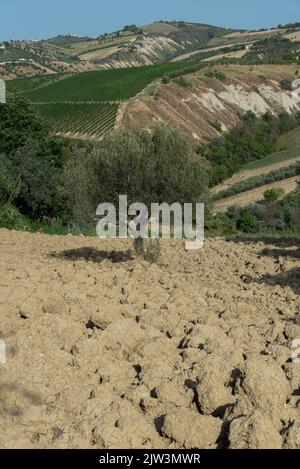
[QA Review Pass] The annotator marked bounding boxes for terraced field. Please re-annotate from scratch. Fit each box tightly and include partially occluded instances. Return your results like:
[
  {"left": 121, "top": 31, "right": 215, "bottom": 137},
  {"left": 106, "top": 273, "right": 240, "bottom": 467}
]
[
  {"left": 213, "top": 176, "right": 300, "bottom": 212},
  {"left": 211, "top": 146, "right": 300, "bottom": 195}
]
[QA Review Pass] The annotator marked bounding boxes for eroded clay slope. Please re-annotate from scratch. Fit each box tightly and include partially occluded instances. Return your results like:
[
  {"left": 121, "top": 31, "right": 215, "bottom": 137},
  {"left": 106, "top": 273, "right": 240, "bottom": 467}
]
[
  {"left": 0, "top": 229, "right": 299, "bottom": 449},
  {"left": 121, "top": 65, "right": 300, "bottom": 142}
]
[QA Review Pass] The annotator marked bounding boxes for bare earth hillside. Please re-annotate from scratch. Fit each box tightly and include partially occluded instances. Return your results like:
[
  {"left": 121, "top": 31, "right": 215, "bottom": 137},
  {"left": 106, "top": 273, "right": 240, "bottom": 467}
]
[
  {"left": 122, "top": 65, "right": 300, "bottom": 142},
  {"left": 0, "top": 229, "right": 299, "bottom": 449}
]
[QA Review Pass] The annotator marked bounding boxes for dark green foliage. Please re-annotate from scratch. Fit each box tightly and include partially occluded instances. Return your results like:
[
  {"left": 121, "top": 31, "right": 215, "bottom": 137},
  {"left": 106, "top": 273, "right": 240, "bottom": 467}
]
[
  {"left": 0, "top": 203, "right": 28, "bottom": 230},
  {"left": 205, "top": 212, "right": 236, "bottom": 235},
  {"left": 211, "top": 121, "right": 222, "bottom": 132},
  {"left": 242, "top": 37, "right": 300, "bottom": 65},
  {"left": 213, "top": 163, "right": 300, "bottom": 200},
  {"left": 209, "top": 184, "right": 300, "bottom": 236},
  {"left": 10, "top": 138, "right": 70, "bottom": 220},
  {"left": 0, "top": 98, "right": 71, "bottom": 225},
  {"left": 0, "top": 154, "right": 18, "bottom": 205},
  {"left": 204, "top": 111, "right": 299, "bottom": 186},
  {"left": 0, "top": 97, "right": 46, "bottom": 155},
  {"left": 143, "top": 239, "right": 161, "bottom": 263},
  {"left": 205, "top": 69, "right": 226, "bottom": 82},
  {"left": 238, "top": 210, "right": 260, "bottom": 233},
  {"left": 280, "top": 79, "right": 293, "bottom": 91}
]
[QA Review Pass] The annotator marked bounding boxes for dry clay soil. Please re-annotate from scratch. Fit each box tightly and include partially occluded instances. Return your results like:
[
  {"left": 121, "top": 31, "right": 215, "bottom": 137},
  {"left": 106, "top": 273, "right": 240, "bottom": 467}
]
[{"left": 0, "top": 229, "right": 300, "bottom": 449}]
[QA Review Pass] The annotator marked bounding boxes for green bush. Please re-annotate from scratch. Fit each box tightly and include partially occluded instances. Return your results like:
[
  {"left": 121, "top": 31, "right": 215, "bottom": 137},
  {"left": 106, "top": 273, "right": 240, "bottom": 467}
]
[
  {"left": 0, "top": 99, "right": 71, "bottom": 222},
  {"left": 210, "top": 184, "right": 300, "bottom": 235},
  {"left": 143, "top": 239, "right": 161, "bottom": 263},
  {"left": 0, "top": 97, "right": 46, "bottom": 155},
  {"left": 206, "top": 212, "right": 236, "bottom": 235},
  {"left": 211, "top": 121, "right": 222, "bottom": 132},
  {"left": 205, "top": 69, "right": 226, "bottom": 82},
  {"left": 162, "top": 74, "right": 170, "bottom": 84},
  {"left": 238, "top": 211, "right": 259, "bottom": 233},
  {"left": 7, "top": 137, "right": 70, "bottom": 221},
  {"left": 280, "top": 79, "right": 293, "bottom": 91},
  {"left": 263, "top": 187, "right": 285, "bottom": 202},
  {"left": 0, "top": 203, "right": 27, "bottom": 230},
  {"left": 175, "top": 77, "right": 192, "bottom": 88}
]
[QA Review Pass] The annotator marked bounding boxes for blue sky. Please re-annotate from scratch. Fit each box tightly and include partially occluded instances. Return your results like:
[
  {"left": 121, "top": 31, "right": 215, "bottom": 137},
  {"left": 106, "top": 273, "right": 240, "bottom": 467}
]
[{"left": 1, "top": 0, "right": 299, "bottom": 40}]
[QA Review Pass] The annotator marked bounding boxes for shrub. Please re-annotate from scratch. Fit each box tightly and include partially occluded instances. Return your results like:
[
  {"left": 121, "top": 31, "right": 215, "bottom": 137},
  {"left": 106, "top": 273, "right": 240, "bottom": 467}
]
[
  {"left": 0, "top": 99, "right": 71, "bottom": 221},
  {"left": 263, "top": 187, "right": 285, "bottom": 202},
  {"left": 0, "top": 97, "right": 46, "bottom": 155},
  {"left": 211, "top": 121, "right": 222, "bottom": 132},
  {"left": 280, "top": 79, "right": 293, "bottom": 91},
  {"left": 0, "top": 203, "right": 27, "bottom": 230},
  {"left": 162, "top": 74, "right": 170, "bottom": 84},
  {"left": 10, "top": 138, "right": 70, "bottom": 221},
  {"left": 206, "top": 212, "right": 236, "bottom": 235},
  {"left": 143, "top": 239, "right": 161, "bottom": 263},
  {"left": 205, "top": 69, "right": 226, "bottom": 82},
  {"left": 175, "top": 77, "right": 192, "bottom": 88},
  {"left": 238, "top": 211, "right": 259, "bottom": 233}
]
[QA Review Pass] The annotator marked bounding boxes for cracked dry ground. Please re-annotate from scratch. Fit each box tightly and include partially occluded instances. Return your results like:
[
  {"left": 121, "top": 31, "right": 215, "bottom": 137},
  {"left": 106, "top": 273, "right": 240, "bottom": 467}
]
[{"left": 0, "top": 229, "right": 300, "bottom": 449}]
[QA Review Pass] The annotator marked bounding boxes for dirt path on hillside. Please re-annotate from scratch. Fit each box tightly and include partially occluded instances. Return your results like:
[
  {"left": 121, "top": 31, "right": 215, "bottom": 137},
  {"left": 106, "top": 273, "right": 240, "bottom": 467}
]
[
  {"left": 171, "top": 42, "right": 252, "bottom": 62},
  {"left": 202, "top": 50, "right": 248, "bottom": 62},
  {"left": 0, "top": 230, "right": 299, "bottom": 449},
  {"left": 211, "top": 154, "right": 300, "bottom": 195},
  {"left": 213, "top": 176, "right": 300, "bottom": 212}
]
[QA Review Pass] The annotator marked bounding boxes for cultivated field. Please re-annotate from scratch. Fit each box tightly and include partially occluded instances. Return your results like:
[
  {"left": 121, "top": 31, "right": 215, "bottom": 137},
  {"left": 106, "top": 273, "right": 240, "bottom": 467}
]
[
  {"left": 213, "top": 176, "right": 300, "bottom": 212},
  {"left": 0, "top": 230, "right": 299, "bottom": 449},
  {"left": 7, "top": 62, "right": 189, "bottom": 102},
  {"left": 211, "top": 147, "right": 300, "bottom": 195},
  {"left": 6, "top": 61, "right": 190, "bottom": 139},
  {"left": 35, "top": 103, "right": 118, "bottom": 139},
  {"left": 171, "top": 42, "right": 252, "bottom": 62}
]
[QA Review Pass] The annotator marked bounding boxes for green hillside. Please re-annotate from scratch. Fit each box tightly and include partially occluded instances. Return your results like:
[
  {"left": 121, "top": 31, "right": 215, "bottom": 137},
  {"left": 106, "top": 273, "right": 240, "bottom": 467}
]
[
  {"left": 7, "top": 61, "right": 190, "bottom": 102},
  {"left": 6, "top": 60, "right": 193, "bottom": 139}
]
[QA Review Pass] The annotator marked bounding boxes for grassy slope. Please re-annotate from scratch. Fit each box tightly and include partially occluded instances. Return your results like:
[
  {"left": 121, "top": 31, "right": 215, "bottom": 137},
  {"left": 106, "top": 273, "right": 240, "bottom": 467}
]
[{"left": 243, "top": 146, "right": 300, "bottom": 171}]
